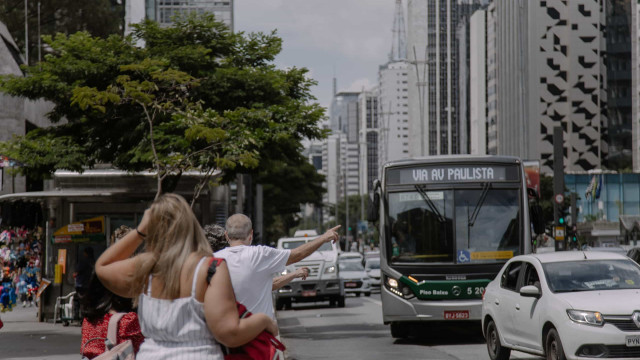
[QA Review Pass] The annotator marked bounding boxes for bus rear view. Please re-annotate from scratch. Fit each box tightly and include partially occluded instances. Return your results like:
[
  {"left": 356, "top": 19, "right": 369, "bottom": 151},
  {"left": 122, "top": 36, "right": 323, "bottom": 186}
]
[{"left": 370, "top": 156, "right": 543, "bottom": 338}]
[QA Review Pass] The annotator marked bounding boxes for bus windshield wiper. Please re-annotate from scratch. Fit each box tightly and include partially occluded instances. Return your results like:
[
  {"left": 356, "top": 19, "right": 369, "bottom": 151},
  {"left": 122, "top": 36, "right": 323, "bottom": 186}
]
[
  {"left": 468, "top": 182, "right": 491, "bottom": 227},
  {"left": 414, "top": 185, "right": 446, "bottom": 223}
]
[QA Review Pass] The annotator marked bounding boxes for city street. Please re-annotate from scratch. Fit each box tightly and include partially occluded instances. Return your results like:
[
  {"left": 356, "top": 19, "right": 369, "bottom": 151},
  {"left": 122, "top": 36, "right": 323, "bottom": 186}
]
[
  {"left": 0, "top": 292, "right": 546, "bottom": 360},
  {"left": 277, "top": 293, "right": 543, "bottom": 360},
  {"left": 0, "top": 305, "right": 81, "bottom": 360}
]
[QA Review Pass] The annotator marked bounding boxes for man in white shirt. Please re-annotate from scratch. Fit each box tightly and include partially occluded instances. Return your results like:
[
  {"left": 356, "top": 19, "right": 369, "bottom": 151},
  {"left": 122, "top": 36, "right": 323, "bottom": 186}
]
[{"left": 214, "top": 214, "right": 340, "bottom": 319}]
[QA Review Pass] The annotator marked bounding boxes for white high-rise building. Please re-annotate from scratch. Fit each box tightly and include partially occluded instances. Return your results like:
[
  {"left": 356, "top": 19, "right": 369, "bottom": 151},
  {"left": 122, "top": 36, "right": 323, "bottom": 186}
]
[
  {"left": 378, "top": 61, "right": 410, "bottom": 166},
  {"left": 491, "top": 0, "right": 605, "bottom": 173},
  {"left": 378, "top": 0, "right": 410, "bottom": 168},
  {"left": 125, "top": 0, "right": 234, "bottom": 36}
]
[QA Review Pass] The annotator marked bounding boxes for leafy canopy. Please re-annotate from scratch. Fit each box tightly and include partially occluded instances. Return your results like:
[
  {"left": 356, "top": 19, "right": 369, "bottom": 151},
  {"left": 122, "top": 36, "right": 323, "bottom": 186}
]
[{"left": 0, "top": 13, "right": 327, "bottom": 205}]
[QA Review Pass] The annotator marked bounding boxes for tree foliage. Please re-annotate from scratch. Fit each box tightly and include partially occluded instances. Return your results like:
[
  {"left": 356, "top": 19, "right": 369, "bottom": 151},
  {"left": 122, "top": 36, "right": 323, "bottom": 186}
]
[{"left": 0, "top": 13, "right": 326, "bottom": 217}]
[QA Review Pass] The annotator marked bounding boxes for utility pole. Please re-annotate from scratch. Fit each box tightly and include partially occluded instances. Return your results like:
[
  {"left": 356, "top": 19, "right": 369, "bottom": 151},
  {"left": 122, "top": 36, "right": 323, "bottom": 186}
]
[
  {"left": 24, "top": 0, "right": 28, "bottom": 65},
  {"left": 344, "top": 170, "right": 349, "bottom": 252},
  {"left": 553, "top": 126, "right": 565, "bottom": 251}
]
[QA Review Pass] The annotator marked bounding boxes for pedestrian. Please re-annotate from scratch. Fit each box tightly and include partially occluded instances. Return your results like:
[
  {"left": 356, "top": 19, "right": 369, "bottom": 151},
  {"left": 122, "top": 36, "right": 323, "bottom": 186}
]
[
  {"left": 80, "top": 226, "right": 144, "bottom": 359},
  {"left": 204, "top": 223, "right": 310, "bottom": 291},
  {"left": 95, "top": 193, "right": 277, "bottom": 359},
  {"left": 74, "top": 247, "right": 95, "bottom": 319},
  {"left": 214, "top": 214, "right": 339, "bottom": 319},
  {"left": 80, "top": 272, "right": 145, "bottom": 359}
]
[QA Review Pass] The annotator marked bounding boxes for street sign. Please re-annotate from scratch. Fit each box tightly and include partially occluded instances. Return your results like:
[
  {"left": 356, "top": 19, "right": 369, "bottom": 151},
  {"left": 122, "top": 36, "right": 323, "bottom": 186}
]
[
  {"left": 554, "top": 226, "right": 565, "bottom": 241},
  {"left": 554, "top": 193, "right": 564, "bottom": 204}
]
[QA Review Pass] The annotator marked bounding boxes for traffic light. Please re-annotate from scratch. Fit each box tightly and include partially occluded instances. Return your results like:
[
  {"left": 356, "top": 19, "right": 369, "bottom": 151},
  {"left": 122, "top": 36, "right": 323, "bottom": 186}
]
[
  {"left": 348, "top": 226, "right": 352, "bottom": 231},
  {"left": 557, "top": 203, "right": 569, "bottom": 226}
]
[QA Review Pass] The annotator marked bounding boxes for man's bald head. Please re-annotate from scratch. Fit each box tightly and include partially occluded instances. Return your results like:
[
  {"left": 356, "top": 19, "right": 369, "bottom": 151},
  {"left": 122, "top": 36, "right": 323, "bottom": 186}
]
[{"left": 226, "top": 214, "right": 253, "bottom": 242}]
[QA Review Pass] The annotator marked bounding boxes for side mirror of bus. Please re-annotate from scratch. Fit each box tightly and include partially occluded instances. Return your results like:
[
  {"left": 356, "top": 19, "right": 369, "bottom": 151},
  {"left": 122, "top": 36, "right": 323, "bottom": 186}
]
[
  {"left": 530, "top": 204, "right": 545, "bottom": 235},
  {"left": 367, "top": 192, "right": 380, "bottom": 222},
  {"left": 527, "top": 188, "right": 540, "bottom": 199}
]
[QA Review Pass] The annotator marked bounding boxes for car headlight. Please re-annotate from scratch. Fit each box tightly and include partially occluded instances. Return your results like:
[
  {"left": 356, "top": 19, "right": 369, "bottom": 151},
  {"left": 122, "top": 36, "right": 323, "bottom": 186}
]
[
  {"left": 567, "top": 309, "right": 604, "bottom": 326},
  {"left": 281, "top": 269, "right": 291, "bottom": 276},
  {"left": 324, "top": 265, "right": 336, "bottom": 274}
]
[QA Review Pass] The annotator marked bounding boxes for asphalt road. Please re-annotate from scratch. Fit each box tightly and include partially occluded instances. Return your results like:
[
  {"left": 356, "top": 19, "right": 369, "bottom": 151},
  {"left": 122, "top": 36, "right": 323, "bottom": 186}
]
[
  {"left": 0, "top": 305, "right": 81, "bottom": 360},
  {"left": 277, "top": 293, "right": 544, "bottom": 360}
]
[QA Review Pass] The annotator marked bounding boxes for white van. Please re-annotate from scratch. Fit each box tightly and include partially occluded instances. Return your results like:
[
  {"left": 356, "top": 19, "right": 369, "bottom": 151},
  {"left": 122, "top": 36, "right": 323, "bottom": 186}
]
[{"left": 275, "top": 235, "right": 344, "bottom": 309}]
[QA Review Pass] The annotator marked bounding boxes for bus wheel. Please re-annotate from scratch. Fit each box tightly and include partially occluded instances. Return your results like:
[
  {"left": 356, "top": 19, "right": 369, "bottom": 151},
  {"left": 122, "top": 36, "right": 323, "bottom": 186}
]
[
  {"left": 486, "top": 320, "right": 510, "bottom": 360},
  {"left": 390, "top": 322, "right": 409, "bottom": 339},
  {"left": 337, "top": 296, "right": 345, "bottom": 308}
]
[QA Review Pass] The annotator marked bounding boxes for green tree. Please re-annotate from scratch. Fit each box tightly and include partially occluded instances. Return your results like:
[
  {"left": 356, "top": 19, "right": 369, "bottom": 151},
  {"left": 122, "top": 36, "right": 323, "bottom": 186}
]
[
  {"left": 0, "top": 0, "right": 124, "bottom": 65},
  {"left": 0, "top": 14, "right": 326, "bottom": 223}
]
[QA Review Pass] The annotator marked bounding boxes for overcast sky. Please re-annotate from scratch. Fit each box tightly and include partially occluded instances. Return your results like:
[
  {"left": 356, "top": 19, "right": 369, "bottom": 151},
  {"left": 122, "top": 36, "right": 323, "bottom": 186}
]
[{"left": 235, "top": 0, "right": 398, "bottom": 112}]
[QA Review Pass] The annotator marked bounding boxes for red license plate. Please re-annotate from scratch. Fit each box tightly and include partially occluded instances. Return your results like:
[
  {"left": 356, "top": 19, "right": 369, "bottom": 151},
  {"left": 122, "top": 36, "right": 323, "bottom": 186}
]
[
  {"left": 345, "top": 282, "right": 357, "bottom": 288},
  {"left": 444, "top": 310, "right": 469, "bottom": 320},
  {"left": 302, "top": 290, "right": 317, "bottom": 297}
]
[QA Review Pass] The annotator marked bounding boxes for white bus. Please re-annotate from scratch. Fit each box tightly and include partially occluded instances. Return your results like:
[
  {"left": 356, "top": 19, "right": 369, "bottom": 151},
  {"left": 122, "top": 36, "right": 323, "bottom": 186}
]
[{"left": 368, "top": 156, "right": 544, "bottom": 338}]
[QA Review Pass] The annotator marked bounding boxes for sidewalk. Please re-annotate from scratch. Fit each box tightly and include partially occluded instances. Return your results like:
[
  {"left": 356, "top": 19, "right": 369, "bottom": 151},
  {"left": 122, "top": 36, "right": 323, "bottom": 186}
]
[{"left": 0, "top": 305, "right": 81, "bottom": 360}]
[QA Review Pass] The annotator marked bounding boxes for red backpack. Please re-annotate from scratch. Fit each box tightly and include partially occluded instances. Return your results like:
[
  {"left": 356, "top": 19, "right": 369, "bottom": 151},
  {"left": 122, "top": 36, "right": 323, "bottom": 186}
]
[{"left": 207, "top": 258, "right": 286, "bottom": 360}]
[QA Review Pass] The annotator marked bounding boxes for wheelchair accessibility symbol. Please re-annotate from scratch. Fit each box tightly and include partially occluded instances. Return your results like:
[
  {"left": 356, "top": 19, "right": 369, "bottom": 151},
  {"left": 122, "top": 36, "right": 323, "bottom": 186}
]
[{"left": 457, "top": 250, "right": 470, "bottom": 263}]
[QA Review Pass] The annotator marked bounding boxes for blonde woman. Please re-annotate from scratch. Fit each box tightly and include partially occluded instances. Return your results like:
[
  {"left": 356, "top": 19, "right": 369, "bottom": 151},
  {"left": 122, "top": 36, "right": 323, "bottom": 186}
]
[{"left": 95, "top": 194, "right": 276, "bottom": 360}]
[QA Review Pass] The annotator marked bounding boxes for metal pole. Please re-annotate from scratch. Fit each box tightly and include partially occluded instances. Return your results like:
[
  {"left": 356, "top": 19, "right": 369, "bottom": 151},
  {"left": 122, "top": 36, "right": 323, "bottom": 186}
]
[
  {"left": 37, "top": 1, "right": 41, "bottom": 64},
  {"left": 24, "top": 0, "right": 28, "bottom": 65},
  {"left": 553, "top": 126, "right": 565, "bottom": 251}
]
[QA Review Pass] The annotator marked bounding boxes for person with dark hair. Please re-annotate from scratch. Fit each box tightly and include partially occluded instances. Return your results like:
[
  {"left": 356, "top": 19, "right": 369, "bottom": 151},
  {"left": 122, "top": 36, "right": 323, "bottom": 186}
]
[
  {"left": 204, "top": 224, "right": 228, "bottom": 252},
  {"left": 74, "top": 246, "right": 95, "bottom": 320},
  {"left": 80, "top": 272, "right": 144, "bottom": 359}
]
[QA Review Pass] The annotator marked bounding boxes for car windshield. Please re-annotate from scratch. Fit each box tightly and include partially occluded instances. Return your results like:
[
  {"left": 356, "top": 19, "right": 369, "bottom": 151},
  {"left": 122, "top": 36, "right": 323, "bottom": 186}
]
[
  {"left": 366, "top": 260, "right": 380, "bottom": 270},
  {"left": 340, "top": 261, "right": 364, "bottom": 271},
  {"left": 387, "top": 188, "right": 521, "bottom": 264},
  {"left": 281, "top": 240, "right": 306, "bottom": 249},
  {"left": 280, "top": 239, "right": 331, "bottom": 251},
  {"left": 543, "top": 259, "right": 640, "bottom": 292}
]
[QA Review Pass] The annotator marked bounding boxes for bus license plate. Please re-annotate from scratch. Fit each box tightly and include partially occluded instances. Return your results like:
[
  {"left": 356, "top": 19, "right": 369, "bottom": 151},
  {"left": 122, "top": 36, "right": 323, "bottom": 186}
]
[
  {"left": 444, "top": 311, "right": 469, "bottom": 320},
  {"left": 302, "top": 290, "right": 317, "bottom": 297},
  {"left": 626, "top": 335, "right": 640, "bottom": 347},
  {"left": 345, "top": 282, "right": 357, "bottom": 288}
]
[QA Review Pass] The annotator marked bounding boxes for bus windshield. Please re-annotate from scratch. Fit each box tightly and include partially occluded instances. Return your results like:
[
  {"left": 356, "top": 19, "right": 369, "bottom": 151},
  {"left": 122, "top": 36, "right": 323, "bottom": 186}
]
[{"left": 387, "top": 188, "right": 521, "bottom": 264}]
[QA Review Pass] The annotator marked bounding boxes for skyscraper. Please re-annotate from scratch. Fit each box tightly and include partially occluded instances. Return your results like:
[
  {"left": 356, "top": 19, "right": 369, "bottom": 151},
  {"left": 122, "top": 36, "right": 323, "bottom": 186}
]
[
  {"left": 407, "top": 0, "right": 485, "bottom": 157},
  {"left": 125, "top": 0, "right": 234, "bottom": 36},
  {"left": 491, "top": 0, "right": 605, "bottom": 173},
  {"left": 378, "top": 0, "right": 410, "bottom": 167}
]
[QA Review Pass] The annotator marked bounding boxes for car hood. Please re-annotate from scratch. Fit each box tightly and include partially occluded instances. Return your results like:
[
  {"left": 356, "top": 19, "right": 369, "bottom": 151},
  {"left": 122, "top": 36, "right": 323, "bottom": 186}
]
[
  {"left": 557, "top": 289, "right": 640, "bottom": 314},
  {"left": 340, "top": 271, "right": 367, "bottom": 280},
  {"left": 299, "top": 250, "right": 337, "bottom": 263},
  {"left": 367, "top": 269, "right": 381, "bottom": 278}
]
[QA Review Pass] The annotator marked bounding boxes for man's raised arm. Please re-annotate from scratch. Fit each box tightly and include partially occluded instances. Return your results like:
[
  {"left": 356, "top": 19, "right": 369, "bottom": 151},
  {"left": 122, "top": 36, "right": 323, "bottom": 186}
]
[{"left": 286, "top": 226, "right": 341, "bottom": 265}]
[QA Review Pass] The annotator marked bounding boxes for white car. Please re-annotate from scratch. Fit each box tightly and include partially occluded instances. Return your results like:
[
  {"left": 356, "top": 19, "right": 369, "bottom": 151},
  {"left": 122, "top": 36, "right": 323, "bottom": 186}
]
[
  {"left": 482, "top": 251, "right": 640, "bottom": 360},
  {"left": 364, "top": 258, "right": 381, "bottom": 291},
  {"left": 339, "top": 260, "right": 371, "bottom": 297}
]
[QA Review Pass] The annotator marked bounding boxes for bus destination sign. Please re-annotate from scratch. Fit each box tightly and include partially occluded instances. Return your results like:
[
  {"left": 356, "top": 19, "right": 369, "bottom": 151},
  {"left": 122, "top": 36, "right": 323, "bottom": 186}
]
[{"left": 386, "top": 164, "right": 519, "bottom": 185}]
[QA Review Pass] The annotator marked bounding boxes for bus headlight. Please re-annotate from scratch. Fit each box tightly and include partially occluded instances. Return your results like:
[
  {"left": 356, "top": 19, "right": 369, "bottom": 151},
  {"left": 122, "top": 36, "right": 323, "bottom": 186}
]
[
  {"left": 324, "top": 265, "right": 336, "bottom": 274},
  {"left": 385, "top": 276, "right": 415, "bottom": 299}
]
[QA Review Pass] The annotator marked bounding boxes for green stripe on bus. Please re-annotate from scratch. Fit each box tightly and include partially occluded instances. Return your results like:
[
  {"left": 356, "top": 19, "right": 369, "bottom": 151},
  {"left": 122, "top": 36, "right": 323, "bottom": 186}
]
[{"left": 399, "top": 277, "right": 491, "bottom": 300}]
